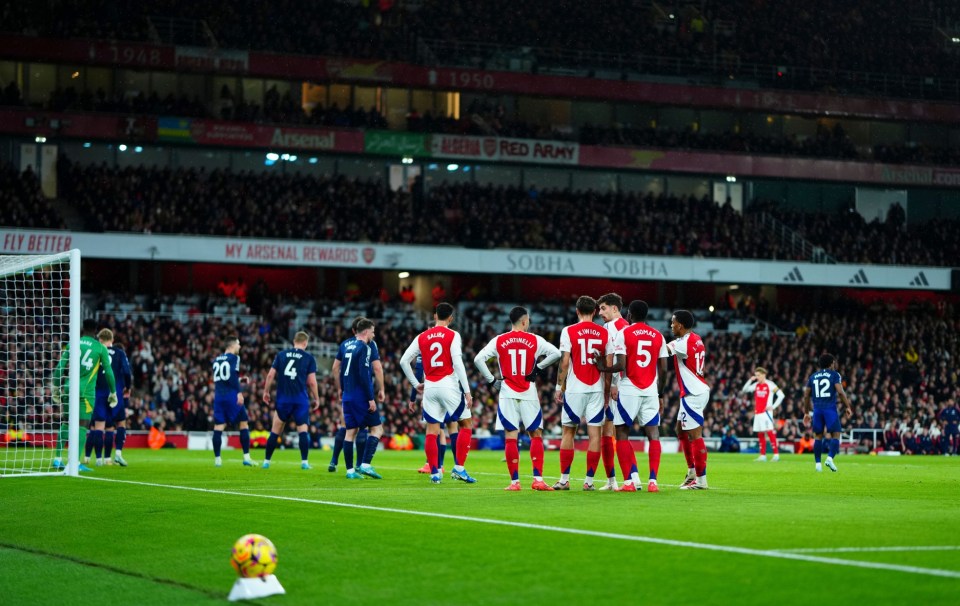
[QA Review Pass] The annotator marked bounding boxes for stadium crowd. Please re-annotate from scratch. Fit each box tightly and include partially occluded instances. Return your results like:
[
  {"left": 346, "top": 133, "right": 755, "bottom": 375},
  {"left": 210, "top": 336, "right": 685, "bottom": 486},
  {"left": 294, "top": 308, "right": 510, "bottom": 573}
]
[
  {"left": 6, "top": 293, "right": 949, "bottom": 456},
  {"left": 3, "top": 0, "right": 958, "bottom": 99},
  {"left": 37, "top": 159, "right": 960, "bottom": 267},
  {"left": 8, "top": 82, "right": 960, "bottom": 168}
]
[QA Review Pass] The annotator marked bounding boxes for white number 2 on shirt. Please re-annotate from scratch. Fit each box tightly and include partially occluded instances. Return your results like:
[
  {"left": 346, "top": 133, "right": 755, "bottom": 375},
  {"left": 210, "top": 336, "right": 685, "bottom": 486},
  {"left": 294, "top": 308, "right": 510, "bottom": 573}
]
[
  {"left": 284, "top": 359, "right": 298, "bottom": 380},
  {"left": 429, "top": 342, "right": 444, "bottom": 367},
  {"left": 507, "top": 348, "right": 528, "bottom": 376},
  {"left": 577, "top": 338, "right": 602, "bottom": 365}
]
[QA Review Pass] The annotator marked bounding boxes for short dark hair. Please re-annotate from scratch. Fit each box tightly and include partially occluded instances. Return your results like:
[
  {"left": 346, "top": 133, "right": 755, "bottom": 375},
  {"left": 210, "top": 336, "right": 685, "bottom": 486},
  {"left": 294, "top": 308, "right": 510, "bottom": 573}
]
[
  {"left": 819, "top": 353, "right": 835, "bottom": 368},
  {"left": 509, "top": 306, "right": 528, "bottom": 325},
  {"left": 576, "top": 296, "right": 597, "bottom": 316},
  {"left": 597, "top": 293, "right": 623, "bottom": 309},
  {"left": 673, "top": 310, "right": 695, "bottom": 329},
  {"left": 351, "top": 316, "right": 366, "bottom": 332},
  {"left": 224, "top": 335, "right": 239, "bottom": 349},
  {"left": 82, "top": 318, "right": 98, "bottom": 336},
  {"left": 435, "top": 302, "right": 455, "bottom": 321},
  {"left": 628, "top": 300, "right": 649, "bottom": 322},
  {"left": 355, "top": 318, "right": 375, "bottom": 333}
]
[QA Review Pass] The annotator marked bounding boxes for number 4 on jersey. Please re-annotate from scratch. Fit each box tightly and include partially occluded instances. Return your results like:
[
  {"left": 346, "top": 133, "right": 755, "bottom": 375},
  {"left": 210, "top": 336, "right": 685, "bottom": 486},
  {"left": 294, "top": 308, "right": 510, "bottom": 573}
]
[{"left": 284, "top": 359, "right": 298, "bottom": 379}]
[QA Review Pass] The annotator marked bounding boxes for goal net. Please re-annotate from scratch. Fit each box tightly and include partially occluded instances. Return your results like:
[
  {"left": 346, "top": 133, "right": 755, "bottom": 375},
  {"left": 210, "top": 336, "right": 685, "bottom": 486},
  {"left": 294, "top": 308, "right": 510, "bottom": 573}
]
[{"left": 0, "top": 250, "right": 81, "bottom": 477}]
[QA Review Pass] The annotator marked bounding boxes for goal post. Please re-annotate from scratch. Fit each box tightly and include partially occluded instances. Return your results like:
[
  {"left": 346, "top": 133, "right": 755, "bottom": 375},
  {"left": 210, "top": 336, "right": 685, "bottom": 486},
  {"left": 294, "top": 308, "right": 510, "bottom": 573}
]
[{"left": 0, "top": 249, "right": 81, "bottom": 477}]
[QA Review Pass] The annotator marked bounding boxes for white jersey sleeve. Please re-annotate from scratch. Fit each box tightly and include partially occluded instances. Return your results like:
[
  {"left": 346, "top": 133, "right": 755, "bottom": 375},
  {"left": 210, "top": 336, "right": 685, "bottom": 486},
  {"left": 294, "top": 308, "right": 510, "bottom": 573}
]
[
  {"left": 535, "top": 335, "right": 561, "bottom": 368},
  {"left": 559, "top": 326, "right": 572, "bottom": 353},
  {"left": 399, "top": 339, "right": 422, "bottom": 387},
  {"left": 473, "top": 339, "right": 498, "bottom": 383},
  {"left": 450, "top": 331, "right": 471, "bottom": 394}
]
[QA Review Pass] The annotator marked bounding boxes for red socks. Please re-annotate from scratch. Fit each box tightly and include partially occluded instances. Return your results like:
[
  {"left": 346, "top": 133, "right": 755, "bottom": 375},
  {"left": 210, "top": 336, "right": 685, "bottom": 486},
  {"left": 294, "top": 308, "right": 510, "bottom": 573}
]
[
  {"left": 559, "top": 448, "right": 575, "bottom": 475},
  {"left": 530, "top": 436, "right": 545, "bottom": 477},
  {"left": 456, "top": 427, "right": 472, "bottom": 467},
  {"left": 616, "top": 439, "right": 636, "bottom": 482},
  {"left": 425, "top": 433, "right": 439, "bottom": 473},
  {"left": 601, "top": 435, "right": 616, "bottom": 477},
  {"left": 759, "top": 432, "right": 767, "bottom": 455},
  {"left": 767, "top": 431, "right": 779, "bottom": 454},
  {"left": 679, "top": 433, "right": 695, "bottom": 468},
  {"left": 692, "top": 437, "right": 707, "bottom": 477},
  {"left": 647, "top": 439, "right": 661, "bottom": 480},
  {"left": 505, "top": 438, "right": 519, "bottom": 481},
  {"left": 585, "top": 449, "right": 601, "bottom": 478}
]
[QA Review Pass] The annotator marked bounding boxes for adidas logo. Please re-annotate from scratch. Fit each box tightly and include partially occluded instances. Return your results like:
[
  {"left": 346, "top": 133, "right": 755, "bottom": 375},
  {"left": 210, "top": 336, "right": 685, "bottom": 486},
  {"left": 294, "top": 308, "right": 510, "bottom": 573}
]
[
  {"left": 783, "top": 267, "right": 804, "bottom": 282},
  {"left": 849, "top": 269, "right": 869, "bottom": 285},
  {"left": 909, "top": 271, "right": 930, "bottom": 287}
]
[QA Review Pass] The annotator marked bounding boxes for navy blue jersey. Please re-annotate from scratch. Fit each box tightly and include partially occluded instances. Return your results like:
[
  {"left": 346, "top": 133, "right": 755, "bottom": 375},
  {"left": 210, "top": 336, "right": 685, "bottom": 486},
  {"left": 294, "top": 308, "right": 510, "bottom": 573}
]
[
  {"left": 339, "top": 338, "right": 375, "bottom": 403},
  {"left": 940, "top": 405, "right": 960, "bottom": 427},
  {"left": 96, "top": 345, "right": 132, "bottom": 397},
  {"left": 213, "top": 352, "right": 242, "bottom": 401},
  {"left": 271, "top": 348, "right": 317, "bottom": 403},
  {"left": 807, "top": 369, "right": 842, "bottom": 409}
]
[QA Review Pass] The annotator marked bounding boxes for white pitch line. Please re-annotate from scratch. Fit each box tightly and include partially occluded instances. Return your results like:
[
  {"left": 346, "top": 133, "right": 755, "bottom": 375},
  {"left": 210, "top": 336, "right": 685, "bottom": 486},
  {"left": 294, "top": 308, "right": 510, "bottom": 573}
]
[
  {"left": 778, "top": 546, "right": 960, "bottom": 554},
  {"left": 79, "top": 476, "right": 960, "bottom": 580}
]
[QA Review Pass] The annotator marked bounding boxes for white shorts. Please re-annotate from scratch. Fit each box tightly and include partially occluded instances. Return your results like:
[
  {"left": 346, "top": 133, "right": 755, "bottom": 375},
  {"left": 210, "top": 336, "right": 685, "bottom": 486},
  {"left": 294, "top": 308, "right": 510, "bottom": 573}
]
[
  {"left": 613, "top": 394, "right": 661, "bottom": 427},
  {"left": 753, "top": 411, "right": 776, "bottom": 432},
  {"left": 495, "top": 397, "right": 543, "bottom": 432},
  {"left": 562, "top": 391, "right": 605, "bottom": 427},
  {"left": 676, "top": 391, "right": 709, "bottom": 430},
  {"left": 422, "top": 387, "right": 469, "bottom": 425}
]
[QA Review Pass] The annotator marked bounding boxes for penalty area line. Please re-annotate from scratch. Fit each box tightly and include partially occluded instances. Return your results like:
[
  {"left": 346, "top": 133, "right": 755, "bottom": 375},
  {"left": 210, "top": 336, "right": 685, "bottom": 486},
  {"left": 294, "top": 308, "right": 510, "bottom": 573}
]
[
  {"left": 777, "top": 546, "right": 960, "bottom": 554},
  {"left": 81, "top": 476, "right": 960, "bottom": 580}
]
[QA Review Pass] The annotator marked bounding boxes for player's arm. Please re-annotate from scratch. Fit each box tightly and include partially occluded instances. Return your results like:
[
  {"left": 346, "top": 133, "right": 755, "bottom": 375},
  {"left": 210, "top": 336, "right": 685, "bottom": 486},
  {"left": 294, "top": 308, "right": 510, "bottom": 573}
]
[
  {"left": 770, "top": 385, "right": 785, "bottom": 410},
  {"left": 307, "top": 372, "right": 320, "bottom": 412},
  {"left": 554, "top": 351, "right": 571, "bottom": 404},
  {"left": 359, "top": 346, "right": 376, "bottom": 411},
  {"left": 398, "top": 340, "right": 422, "bottom": 392},
  {"left": 121, "top": 351, "right": 133, "bottom": 398},
  {"left": 450, "top": 334, "right": 473, "bottom": 407},
  {"left": 233, "top": 355, "right": 245, "bottom": 405},
  {"left": 802, "top": 385, "right": 813, "bottom": 425},
  {"left": 473, "top": 340, "right": 498, "bottom": 384},
  {"left": 262, "top": 367, "right": 277, "bottom": 404},
  {"left": 100, "top": 345, "right": 119, "bottom": 406},
  {"left": 527, "top": 337, "right": 560, "bottom": 380},
  {"left": 836, "top": 381, "right": 852, "bottom": 418},
  {"left": 331, "top": 358, "right": 342, "bottom": 401},
  {"left": 372, "top": 359, "right": 385, "bottom": 403},
  {"left": 741, "top": 378, "right": 757, "bottom": 393},
  {"left": 657, "top": 357, "right": 668, "bottom": 415},
  {"left": 50, "top": 348, "right": 68, "bottom": 402}
]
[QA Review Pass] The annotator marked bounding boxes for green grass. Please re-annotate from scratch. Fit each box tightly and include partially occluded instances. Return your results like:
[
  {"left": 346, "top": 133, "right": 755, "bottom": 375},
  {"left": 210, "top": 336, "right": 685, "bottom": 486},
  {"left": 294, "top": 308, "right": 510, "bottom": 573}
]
[{"left": 1, "top": 449, "right": 958, "bottom": 605}]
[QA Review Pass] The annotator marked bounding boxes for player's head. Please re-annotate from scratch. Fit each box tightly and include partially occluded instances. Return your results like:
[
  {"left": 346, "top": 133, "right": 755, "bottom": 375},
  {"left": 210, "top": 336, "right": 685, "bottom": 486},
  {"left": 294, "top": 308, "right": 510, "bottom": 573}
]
[
  {"left": 754, "top": 366, "right": 767, "bottom": 379},
  {"left": 355, "top": 318, "right": 375, "bottom": 342},
  {"left": 351, "top": 316, "right": 366, "bottom": 334},
  {"left": 671, "top": 310, "right": 695, "bottom": 336},
  {"left": 435, "top": 302, "right": 455, "bottom": 323},
  {"left": 224, "top": 335, "right": 240, "bottom": 354},
  {"left": 509, "top": 306, "right": 529, "bottom": 331},
  {"left": 82, "top": 318, "right": 98, "bottom": 337},
  {"left": 575, "top": 296, "right": 597, "bottom": 319},
  {"left": 597, "top": 293, "right": 623, "bottom": 322},
  {"left": 293, "top": 331, "right": 310, "bottom": 348},
  {"left": 97, "top": 328, "right": 114, "bottom": 345},
  {"left": 627, "top": 300, "right": 649, "bottom": 323},
  {"left": 819, "top": 353, "right": 836, "bottom": 369}
]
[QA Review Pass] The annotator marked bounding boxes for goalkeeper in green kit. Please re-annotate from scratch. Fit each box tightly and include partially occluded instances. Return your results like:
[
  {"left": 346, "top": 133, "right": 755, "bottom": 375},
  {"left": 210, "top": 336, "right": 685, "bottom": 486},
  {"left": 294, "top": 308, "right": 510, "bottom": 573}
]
[{"left": 51, "top": 319, "right": 117, "bottom": 471}]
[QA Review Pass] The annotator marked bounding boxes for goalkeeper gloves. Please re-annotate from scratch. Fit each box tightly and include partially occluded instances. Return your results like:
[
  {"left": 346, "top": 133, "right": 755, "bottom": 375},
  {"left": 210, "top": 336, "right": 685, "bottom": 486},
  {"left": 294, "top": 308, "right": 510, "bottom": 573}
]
[
  {"left": 108, "top": 393, "right": 119, "bottom": 408},
  {"left": 524, "top": 366, "right": 543, "bottom": 382}
]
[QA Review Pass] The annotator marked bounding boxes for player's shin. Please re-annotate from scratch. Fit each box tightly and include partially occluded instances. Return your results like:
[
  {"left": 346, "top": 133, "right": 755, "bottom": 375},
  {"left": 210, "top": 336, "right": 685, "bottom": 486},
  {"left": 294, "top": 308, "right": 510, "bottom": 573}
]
[
  {"left": 585, "top": 449, "right": 601, "bottom": 484},
  {"left": 530, "top": 436, "right": 545, "bottom": 479},
  {"left": 264, "top": 432, "right": 279, "bottom": 462},
  {"left": 449, "top": 431, "right": 460, "bottom": 466},
  {"left": 616, "top": 439, "right": 637, "bottom": 484},
  {"left": 437, "top": 441, "right": 446, "bottom": 471},
  {"left": 298, "top": 432, "right": 309, "bottom": 463},
  {"left": 813, "top": 438, "right": 823, "bottom": 463},
  {"left": 425, "top": 433, "right": 439, "bottom": 474},
  {"left": 330, "top": 427, "right": 346, "bottom": 465},
  {"left": 455, "top": 428, "right": 472, "bottom": 469},
  {"left": 115, "top": 427, "right": 126, "bottom": 454},
  {"left": 692, "top": 437, "right": 707, "bottom": 478},
  {"left": 505, "top": 438, "right": 520, "bottom": 482},
  {"left": 103, "top": 431, "right": 114, "bottom": 458},
  {"left": 239, "top": 429, "right": 251, "bottom": 455},
  {"left": 343, "top": 440, "right": 354, "bottom": 471},
  {"left": 213, "top": 430, "right": 223, "bottom": 458},
  {"left": 759, "top": 432, "right": 767, "bottom": 455},
  {"left": 601, "top": 435, "right": 616, "bottom": 479},
  {"left": 648, "top": 439, "right": 661, "bottom": 481},
  {"left": 362, "top": 434, "right": 380, "bottom": 464},
  {"left": 559, "top": 447, "right": 575, "bottom": 482},
  {"left": 90, "top": 429, "right": 104, "bottom": 462},
  {"left": 768, "top": 431, "right": 779, "bottom": 454}
]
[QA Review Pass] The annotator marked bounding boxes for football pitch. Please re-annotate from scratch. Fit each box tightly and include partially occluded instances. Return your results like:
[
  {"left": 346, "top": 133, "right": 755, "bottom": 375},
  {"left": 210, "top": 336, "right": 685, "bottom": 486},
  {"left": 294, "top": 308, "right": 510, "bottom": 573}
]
[{"left": 1, "top": 449, "right": 958, "bottom": 605}]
